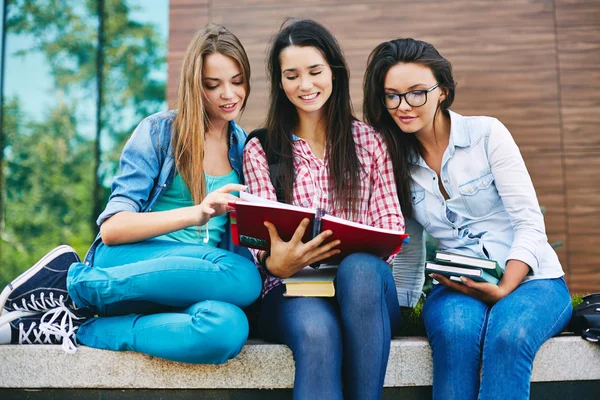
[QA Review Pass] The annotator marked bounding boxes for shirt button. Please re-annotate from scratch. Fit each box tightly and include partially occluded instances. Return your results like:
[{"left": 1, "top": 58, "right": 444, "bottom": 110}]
[
  {"left": 433, "top": 177, "right": 436, "bottom": 180},
  {"left": 482, "top": 181, "right": 487, "bottom": 185},
  {"left": 468, "top": 188, "right": 473, "bottom": 193},
  {"left": 444, "top": 180, "right": 448, "bottom": 183}
]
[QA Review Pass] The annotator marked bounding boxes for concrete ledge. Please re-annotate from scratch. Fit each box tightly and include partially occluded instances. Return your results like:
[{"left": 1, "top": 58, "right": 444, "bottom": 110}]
[{"left": 1, "top": 336, "right": 599, "bottom": 389}]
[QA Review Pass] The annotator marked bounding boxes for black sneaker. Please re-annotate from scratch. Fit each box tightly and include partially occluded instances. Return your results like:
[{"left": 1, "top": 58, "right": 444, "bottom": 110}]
[
  {"left": 1, "top": 308, "right": 84, "bottom": 353},
  {"left": 3, "top": 311, "right": 62, "bottom": 345},
  {"left": 0, "top": 245, "right": 81, "bottom": 315}
]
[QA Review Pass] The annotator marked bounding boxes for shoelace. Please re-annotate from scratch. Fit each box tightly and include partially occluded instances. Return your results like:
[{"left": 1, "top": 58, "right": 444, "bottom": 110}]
[
  {"left": 12, "top": 292, "right": 69, "bottom": 313},
  {"left": 38, "top": 303, "right": 84, "bottom": 354},
  {"left": 19, "top": 321, "right": 60, "bottom": 345}
]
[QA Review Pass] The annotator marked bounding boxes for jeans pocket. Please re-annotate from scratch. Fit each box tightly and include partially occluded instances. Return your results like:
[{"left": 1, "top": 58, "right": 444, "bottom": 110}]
[{"left": 458, "top": 172, "right": 501, "bottom": 217}]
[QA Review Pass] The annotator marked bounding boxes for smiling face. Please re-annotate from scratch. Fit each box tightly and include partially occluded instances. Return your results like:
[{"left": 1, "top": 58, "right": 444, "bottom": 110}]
[
  {"left": 202, "top": 52, "right": 246, "bottom": 123},
  {"left": 279, "top": 45, "right": 333, "bottom": 120},
  {"left": 384, "top": 62, "right": 446, "bottom": 136}
]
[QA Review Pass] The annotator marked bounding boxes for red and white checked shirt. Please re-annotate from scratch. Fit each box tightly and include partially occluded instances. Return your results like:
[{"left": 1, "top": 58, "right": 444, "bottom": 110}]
[{"left": 243, "top": 120, "right": 405, "bottom": 296}]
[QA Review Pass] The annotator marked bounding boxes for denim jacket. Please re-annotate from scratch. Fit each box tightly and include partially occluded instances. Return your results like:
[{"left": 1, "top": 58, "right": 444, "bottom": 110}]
[
  {"left": 393, "top": 111, "right": 564, "bottom": 306},
  {"left": 84, "top": 110, "right": 250, "bottom": 265}
]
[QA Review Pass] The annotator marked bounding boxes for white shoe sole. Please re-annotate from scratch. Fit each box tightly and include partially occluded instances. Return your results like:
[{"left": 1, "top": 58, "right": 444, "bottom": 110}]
[{"left": 0, "top": 245, "right": 78, "bottom": 316}]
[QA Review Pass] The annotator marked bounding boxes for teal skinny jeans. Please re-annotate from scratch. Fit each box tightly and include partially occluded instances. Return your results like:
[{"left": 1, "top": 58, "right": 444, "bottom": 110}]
[{"left": 67, "top": 239, "right": 262, "bottom": 364}]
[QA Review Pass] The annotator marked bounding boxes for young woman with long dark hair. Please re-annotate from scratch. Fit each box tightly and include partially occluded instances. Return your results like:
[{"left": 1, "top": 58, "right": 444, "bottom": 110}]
[
  {"left": 363, "top": 38, "right": 571, "bottom": 400},
  {"left": 243, "top": 19, "right": 416, "bottom": 400}
]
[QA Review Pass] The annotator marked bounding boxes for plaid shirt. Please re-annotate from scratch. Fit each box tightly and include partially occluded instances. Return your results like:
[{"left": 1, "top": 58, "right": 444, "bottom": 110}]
[{"left": 243, "top": 120, "right": 405, "bottom": 296}]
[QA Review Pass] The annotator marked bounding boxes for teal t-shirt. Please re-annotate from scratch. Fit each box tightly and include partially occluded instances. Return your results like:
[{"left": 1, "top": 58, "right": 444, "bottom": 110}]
[{"left": 152, "top": 170, "right": 239, "bottom": 246}]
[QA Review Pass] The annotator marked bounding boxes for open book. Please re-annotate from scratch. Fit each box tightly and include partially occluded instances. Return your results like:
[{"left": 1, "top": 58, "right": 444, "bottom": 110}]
[{"left": 229, "top": 192, "right": 408, "bottom": 265}]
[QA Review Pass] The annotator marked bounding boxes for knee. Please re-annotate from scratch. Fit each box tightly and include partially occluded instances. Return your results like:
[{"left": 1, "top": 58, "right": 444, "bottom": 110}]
[
  {"left": 424, "top": 311, "right": 482, "bottom": 352},
  {"left": 337, "top": 253, "right": 390, "bottom": 303},
  {"left": 484, "top": 323, "right": 533, "bottom": 357},
  {"left": 189, "top": 301, "right": 249, "bottom": 364},
  {"left": 229, "top": 257, "right": 262, "bottom": 308}
]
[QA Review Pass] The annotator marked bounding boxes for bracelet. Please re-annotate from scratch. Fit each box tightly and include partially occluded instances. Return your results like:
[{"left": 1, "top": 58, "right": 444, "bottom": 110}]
[{"left": 259, "top": 251, "right": 271, "bottom": 271}]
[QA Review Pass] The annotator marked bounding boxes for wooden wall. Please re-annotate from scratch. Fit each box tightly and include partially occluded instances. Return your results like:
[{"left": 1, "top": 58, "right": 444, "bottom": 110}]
[{"left": 168, "top": 0, "right": 600, "bottom": 294}]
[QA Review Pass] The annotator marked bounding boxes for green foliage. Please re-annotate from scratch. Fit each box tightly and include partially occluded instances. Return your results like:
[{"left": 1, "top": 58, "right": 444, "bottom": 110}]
[{"left": 0, "top": 0, "right": 166, "bottom": 288}]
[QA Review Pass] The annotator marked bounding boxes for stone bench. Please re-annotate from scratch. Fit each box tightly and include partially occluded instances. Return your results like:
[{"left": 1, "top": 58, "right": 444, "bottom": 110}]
[{"left": 1, "top": 336, "right": 599, "bottom": 392}]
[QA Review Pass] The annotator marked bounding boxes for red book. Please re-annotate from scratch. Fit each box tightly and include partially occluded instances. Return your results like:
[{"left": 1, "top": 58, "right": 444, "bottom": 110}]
[{"left": 229, "top": 192, "right": 408, "bottom": 264}]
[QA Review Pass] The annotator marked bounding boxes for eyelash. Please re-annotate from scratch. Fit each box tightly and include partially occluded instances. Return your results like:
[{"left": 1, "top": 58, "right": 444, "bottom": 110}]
[
  {"left": 205, "top": 81, "right": 244, "bottom": 90},
  {"left": 285, "top": 71, "right": 322, "bottom": 80}
]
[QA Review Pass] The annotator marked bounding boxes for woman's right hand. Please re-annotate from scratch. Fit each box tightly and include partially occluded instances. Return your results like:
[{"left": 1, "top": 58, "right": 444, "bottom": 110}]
[
  {"left": 263, "top": 218, "right": 341, "bottom": 278},
  {"left": 195, "top": 183, "right": 247, "bottom": 226}
]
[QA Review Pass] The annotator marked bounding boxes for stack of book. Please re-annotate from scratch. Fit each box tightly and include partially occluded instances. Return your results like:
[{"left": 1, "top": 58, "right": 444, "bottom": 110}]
[{"left": 425, "top": 251, "right": 504, "bottom": 285}]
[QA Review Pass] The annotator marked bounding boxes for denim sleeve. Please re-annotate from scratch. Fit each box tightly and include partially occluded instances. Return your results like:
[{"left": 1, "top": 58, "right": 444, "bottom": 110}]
[
  {"left": 487, "top": 119, "right": 547, "bottom": 274},
  {"left": 96, "top": 118, "right": 161, "bottom": 227},
  {"left": 392, "top": 218, "right": 425, "bottom": 307}
]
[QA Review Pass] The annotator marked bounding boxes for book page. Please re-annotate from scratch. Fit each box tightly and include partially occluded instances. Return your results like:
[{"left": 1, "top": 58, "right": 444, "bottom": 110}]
[{"left": 239, "top": 191, "right": 312, "bottom": 213}]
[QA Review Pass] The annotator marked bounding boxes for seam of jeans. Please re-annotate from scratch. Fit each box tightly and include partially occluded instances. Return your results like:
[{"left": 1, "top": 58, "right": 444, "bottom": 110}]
[
  {"left": 539, "top": 298, "right": 572, "bottom": 344},
  {"left": 376, "top": 272, "right": 389, "bottom": 399},
  {"left": 477, "top": 306, "right": 492, "bottom": 400}
]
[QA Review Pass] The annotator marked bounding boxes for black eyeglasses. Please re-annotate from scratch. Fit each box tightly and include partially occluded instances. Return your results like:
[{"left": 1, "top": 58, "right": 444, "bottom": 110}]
[{"left": 382, "top": 83, "right": 440, "bottom": 109}]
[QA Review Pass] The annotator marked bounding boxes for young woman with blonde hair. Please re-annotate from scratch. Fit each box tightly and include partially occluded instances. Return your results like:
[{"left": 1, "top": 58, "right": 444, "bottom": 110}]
[{"left": 0, "top": 24, "right": 261, "bottom": 364}]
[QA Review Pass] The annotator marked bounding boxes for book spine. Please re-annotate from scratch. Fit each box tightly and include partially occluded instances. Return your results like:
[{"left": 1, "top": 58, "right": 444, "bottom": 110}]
[
  {"left": 229, "top": 209, "right": 240, "bottom": 246},
  {"left": 309, "top": 208, "right": 327, "bottom": 270}
]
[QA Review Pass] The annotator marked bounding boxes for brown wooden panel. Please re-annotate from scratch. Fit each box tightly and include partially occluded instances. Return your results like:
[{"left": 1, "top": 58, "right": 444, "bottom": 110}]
[
  {"left": 556, "top": 0, "right": 600, "bottom": 150},
  {"left": 565, "top": 151, "right": 600, "bottom": 293},
  {"left": 521, "top": 152, "right": 568, "bottom": 274},
  {"left": 565, "top": 152, "right": 600, "bottom": 236},
  {"left": 567, "top": 235, "right": 600, "bottom": 294},
  {"left": 206, "top": 0, "right": 560, "bottom": 153},
  {"left": 168, "top": 2, "right": 210, "bottom": 107}
]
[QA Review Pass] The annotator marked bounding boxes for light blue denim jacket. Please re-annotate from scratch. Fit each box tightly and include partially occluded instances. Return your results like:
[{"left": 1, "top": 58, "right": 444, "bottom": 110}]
[
  {"left": 84, "top": 110, "right": 249, "bottom": 265},
  {"left": 393, "top": 110, "right": 564, "bottom": 307}
]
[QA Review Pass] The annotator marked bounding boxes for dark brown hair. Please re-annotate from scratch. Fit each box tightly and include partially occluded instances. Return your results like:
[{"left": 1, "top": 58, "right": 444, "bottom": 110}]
[
  {"left": 363, "top": 38, "right": 455, "bottom": 218},
  {"left": 263, "top": 18, "right": 361, "bottom": 218}
]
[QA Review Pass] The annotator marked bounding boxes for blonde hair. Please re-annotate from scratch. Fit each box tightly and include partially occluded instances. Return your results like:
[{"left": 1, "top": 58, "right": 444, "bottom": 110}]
[{"left": 172, "top": 24, "right": 251, "bottom": 205}]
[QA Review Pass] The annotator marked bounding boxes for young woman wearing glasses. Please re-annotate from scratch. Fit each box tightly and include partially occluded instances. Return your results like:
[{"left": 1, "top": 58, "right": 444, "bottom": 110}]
[{"left": 363, "top": 38, "right": 572, "bottom": 400}]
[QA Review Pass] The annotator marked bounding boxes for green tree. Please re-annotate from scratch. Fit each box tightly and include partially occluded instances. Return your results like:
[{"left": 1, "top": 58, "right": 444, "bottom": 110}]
[
  {"left": 5, "top": 0, "right": 166, "bottom": 233},
  {"left": 1, "top": 0, "right": 166, "bottom": 287},
  {"left": 1, "top": 98, "right": 95, "bottom": 288}
]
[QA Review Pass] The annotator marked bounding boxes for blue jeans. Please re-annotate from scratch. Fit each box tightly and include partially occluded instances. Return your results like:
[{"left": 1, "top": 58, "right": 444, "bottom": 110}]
[
  {"left": 259, "top": 253, "right": 402, "bottom": 400},
  {"left": 422, "top": 277, "right": 572, "bottom": 400},
  {"left": 67, "top": 239, "right": 262, "bottom": 364}
]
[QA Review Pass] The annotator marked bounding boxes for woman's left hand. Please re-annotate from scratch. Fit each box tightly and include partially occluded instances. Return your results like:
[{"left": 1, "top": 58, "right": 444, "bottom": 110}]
[{"left": 429, "top": 273, "right": 509, "bottom": 304}]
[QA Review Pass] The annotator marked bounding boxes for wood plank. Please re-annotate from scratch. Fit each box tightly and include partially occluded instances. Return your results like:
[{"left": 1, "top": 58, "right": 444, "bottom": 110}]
[
  {"left": 564, "top": 151, "right": 600, "bottom": 293},
  {"left": 521, "top": 152, "right": 568, "bottom": 273},
  {"left": 207, "top": 0, "right": 560, "bottom": 153},
  {"left": 168, "top": 3, "right": 210, "bottom": 107},
  {"left": 556, "top": 0, "right": 600, "bottom": 150}
]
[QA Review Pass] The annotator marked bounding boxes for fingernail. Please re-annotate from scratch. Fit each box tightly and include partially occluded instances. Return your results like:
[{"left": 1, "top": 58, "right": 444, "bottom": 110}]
[
  {"left": 428, "top": 274, "right": 434, "bottom": 278},
  {"left": 460, "top": 276, "right": 467, "bottom": 283}
]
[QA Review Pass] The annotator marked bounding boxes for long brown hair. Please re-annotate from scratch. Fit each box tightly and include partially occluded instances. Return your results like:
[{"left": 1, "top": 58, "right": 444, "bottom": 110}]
[
  {"left": 172, "top": 24, "right": 251, "bottom": 204},
  {"left": 264, "top": 18, "right": 361, "bottom": 218},
  {"left": 363, "top": 38, "right": 455, "bottom": 218}
]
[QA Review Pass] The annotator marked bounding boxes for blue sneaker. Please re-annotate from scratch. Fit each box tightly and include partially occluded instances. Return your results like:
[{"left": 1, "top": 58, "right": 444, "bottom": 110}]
[
  {"left": 0, "top": 245, "right": 81, "bottom": 315},
  {"left": 0, "top": 308, "right": 84, "bottom": 353}
]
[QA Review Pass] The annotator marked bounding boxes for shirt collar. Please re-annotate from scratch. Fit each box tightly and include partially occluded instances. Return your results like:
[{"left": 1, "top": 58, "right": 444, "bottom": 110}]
[{"left": 448, "top": 110, "right": 470, "bottom": 149}]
